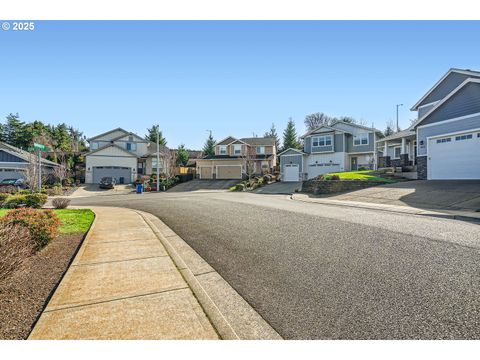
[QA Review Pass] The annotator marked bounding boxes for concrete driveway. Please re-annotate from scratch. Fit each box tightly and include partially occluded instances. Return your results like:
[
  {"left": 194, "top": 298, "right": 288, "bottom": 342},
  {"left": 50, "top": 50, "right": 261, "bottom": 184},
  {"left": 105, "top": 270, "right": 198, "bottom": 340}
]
[
  {"left": 168, "top": 179, "right": 238, "bottom": 192},
  {"left": 316, "top": 180, "right": 480, "bottom": 212},
  {"left": 254, "top": 181, "right": 302, "bottom": 195}
]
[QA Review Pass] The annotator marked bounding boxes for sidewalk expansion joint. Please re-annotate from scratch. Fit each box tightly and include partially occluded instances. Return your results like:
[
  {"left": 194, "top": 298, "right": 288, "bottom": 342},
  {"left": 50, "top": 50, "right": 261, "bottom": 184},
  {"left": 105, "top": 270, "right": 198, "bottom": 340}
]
[
  {"left": 71, "top": 255, "right": 169, "bottom": 267},
  {"left": 89, "top": 237, "right": 159, "bottom": 244},
  {"left": 43, "top": 286, "right": 189, "bottom": 313}
]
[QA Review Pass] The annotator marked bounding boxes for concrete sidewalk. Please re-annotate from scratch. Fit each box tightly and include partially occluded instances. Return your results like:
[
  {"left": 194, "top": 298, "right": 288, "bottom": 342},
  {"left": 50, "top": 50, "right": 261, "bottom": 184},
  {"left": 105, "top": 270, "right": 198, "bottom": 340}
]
[
  {"left": 29, "top": 207, "right": 218, "bottom": 340},
  {"left": 292, "top": 193, "right": 480, "bottom": 222}
]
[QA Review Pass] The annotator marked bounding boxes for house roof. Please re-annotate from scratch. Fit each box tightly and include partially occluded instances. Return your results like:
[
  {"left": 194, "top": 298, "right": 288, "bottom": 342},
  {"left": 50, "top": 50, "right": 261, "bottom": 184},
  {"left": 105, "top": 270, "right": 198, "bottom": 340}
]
[
  {"left": 110, "top": 132, "right": 148, "bottom": 143},
  {"left": 330, "top": 120, "right": 381, "bottom": 133},
  {"left": 409, "top": 77, "right": 480, "bottom": 129},
  {"left": 87, "top": 127, "right": 129, "bottom": 141},
  {"left": 278, "top": 148, "right": 305, "bottom": 156},
  {"left": 0, "top": 141, "right": 59, "bottom": 167},
  {"left": 376, "top": 129, "right": 416, "bottom": 142},
  {"left": 301, "top": 121, "right": 380, "bottom": 139},
  {"left": 240, "top": 137, "right": 276, "bottom": 146},
  {"left": 411, "top": 68, "right": 480, "bottom": 111},
  {"left": 216, "top": 136, "right": 238, "bottom": 146},
  {"left": 85, "top": 143, "right": 138, "bottom": 157},
  {"left": 142, "top": 143, "right": 170, "bottom": 157}
]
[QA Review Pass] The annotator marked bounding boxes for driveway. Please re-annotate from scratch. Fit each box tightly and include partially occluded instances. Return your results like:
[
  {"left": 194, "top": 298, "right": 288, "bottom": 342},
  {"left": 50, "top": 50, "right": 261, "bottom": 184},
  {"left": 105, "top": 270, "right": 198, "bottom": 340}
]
[
  {"left": 68, "top": 184, "right": 133, "bottom": 198},
  {"left": 168, "top": 179, "right": 238, "bottom": 192},
  {"left": 254, "top": 181, "right": 301, "bottom": 195},
  {"left": 313, "top": 180, "right": 480, "bottom": 212},
  {"left": 71, "top": 191, "right": 480, "bottom": 339}
]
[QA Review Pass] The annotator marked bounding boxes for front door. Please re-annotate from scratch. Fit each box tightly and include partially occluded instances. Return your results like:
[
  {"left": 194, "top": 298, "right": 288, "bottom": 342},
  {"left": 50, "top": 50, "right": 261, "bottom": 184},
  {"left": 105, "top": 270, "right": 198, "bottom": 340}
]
[{"left": 350, "top": 157, "right": 358, "bottom": 171}]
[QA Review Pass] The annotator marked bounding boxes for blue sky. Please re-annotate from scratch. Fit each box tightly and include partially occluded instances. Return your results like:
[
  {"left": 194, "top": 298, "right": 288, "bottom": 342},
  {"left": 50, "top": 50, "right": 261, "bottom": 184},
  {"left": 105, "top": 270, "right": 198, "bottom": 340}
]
[{"left": 1, "top": 21, "right": 479, "bottom": 149}]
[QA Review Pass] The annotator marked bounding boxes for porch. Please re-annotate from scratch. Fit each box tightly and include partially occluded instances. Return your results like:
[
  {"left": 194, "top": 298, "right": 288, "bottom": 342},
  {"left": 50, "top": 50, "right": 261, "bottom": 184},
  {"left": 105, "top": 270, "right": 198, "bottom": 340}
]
[{"left": 376, "top": 130, "right": 417, "bottom": 171}]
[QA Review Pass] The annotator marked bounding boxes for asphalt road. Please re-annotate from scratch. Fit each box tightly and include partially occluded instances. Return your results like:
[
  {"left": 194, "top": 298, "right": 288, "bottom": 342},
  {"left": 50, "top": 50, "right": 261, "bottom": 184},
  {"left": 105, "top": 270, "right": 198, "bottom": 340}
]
[{"left": 71, "top": 190, "right": 480, "bottom": 339}]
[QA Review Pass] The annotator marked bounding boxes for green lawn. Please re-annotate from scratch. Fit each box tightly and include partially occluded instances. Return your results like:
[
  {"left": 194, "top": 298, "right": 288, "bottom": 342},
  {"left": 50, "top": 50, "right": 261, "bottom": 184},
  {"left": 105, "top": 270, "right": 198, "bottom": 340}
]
[
  {"left": 0, "top": 209, "right": 94, "bottom": 234},
  {"left": 326, "top": 170, "right": 397, "bottom": 183}
]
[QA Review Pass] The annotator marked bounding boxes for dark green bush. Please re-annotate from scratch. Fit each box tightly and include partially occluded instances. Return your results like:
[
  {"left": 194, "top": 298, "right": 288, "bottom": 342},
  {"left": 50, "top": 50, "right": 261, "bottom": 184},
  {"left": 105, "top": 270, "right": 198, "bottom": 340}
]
[
  {"left": 235, "top": 183, "right": 245, "bottom": 191},
  {"left": 0, "top": 193, "right": 10, "bottom": 205},
  {"left": 25, "top": 193, "right": 48, "bottom": 208},
  {"left": 3, "top": 194, "right": 27, "bottom": 208}
]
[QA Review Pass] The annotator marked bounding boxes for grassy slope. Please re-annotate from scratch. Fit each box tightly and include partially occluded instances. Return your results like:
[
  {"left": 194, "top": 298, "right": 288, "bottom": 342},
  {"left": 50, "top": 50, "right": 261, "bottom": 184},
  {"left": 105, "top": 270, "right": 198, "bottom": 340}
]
[
  {"left": 327, "top": 170, "right": 397, "bottom": 183},
  {"left": 0, "top": 209, "right": 94, "bottom": 234}
]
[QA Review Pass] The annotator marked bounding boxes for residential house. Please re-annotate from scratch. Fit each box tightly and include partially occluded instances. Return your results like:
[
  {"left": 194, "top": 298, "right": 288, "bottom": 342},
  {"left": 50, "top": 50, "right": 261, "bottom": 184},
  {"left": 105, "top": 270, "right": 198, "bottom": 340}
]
[
  {"left": 0, "top": 141, "right": 59, "bottom": 182},
  {"left": 279, "top": 121, "right": 381, "bottom": 182},
  {"left": 377, "top": 68, "right": 480, "bottom": 180},
  {"left": 195, "top": 136, "right": 277, "bottom": 179},
  {"left": 85, "top": 128, "right": 169, "bottom": 184}
]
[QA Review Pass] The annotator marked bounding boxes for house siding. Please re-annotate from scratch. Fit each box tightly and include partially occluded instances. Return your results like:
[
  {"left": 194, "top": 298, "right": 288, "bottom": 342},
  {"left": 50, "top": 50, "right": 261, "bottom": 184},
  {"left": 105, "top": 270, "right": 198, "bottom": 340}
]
[
  {"left": 305, "top": 133, "right": 336, "bottom": 153},
  {"left": 346, "top": 133, "right": 375, "bottom": 153},
  {"left": 0, "top": 150, "right": 26, "bottom": 163},
  {"left": 420, "top": 82, "right": 480, "bottom": 126},
  {"left": 417, "top": 114, "right": 480, "bottom": 156},
  {"left": 420, "top": 72, "right": 480, "bottom": 107},
  {"left": 418, "top": 102, "right": 438, "bottom": 118},
  {"left": 280, "top": 153, "right": 303, "bottom": 175}
]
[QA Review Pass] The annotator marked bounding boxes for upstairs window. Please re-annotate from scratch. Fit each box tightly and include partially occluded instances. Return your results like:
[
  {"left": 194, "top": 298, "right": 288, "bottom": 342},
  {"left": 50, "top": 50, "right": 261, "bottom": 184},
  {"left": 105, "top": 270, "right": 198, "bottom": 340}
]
[
  {"left": 126, "top": 142, "right": 137, "bottom": 151},
  {"left": 256, "top": 146, "right": 265, "bottom": 154},
  {"left": 233, "top": 144, "right": 242, "bottom": 155},
  {"left": 354, "top": 133, "right": 369, "bottom": 146},
  {"left": 219, "top": 145, "right": 227, "bottom": 155},
  {"left": 312, "top": 135, "right": 332, "bottom": 147},
  {"left": 90, "top": 142, "right": 99, "bottom": 150}
]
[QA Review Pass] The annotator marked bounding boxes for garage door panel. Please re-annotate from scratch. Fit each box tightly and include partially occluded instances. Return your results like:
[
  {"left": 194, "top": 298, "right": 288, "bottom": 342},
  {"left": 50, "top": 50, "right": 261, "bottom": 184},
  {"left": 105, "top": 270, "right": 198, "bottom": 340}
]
[
  {"left": 283, "top": 164, "right": 299, "bottom": 182},
  {"left": 217, "top": 166, "right": 242, "bottom": 179},
  {"left": 200, "top": 167, "right": 213, "bottom": 179},
  {"left": 428, "top": 132, "right": 480, "bottom": 180},
  {"left": 93, "top": 167, "right": 131, "bottom": 184}
]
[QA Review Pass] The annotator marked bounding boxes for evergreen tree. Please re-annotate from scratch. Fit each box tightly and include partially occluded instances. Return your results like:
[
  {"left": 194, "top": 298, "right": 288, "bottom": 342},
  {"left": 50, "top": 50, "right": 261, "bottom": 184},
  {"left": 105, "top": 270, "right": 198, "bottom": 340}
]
[
  {"left": 282, "top": 118, "right": 301, "bottom": 151},
  {"left": 384, "top": 125, "right": 395, "bottom": 137},
  {"left": 202, "top": 131, "right": 216, "bottom": 157},
  {"left": 145, "top": 125, "right": 167, "bottom": 145},
  {"left": 176, "top": 144, "right": 189, "bottom": 166},
  {"left": 3, "top": 113, "right": 28, "bottom": 149},
  {"left": 264, "top": 123, "right": 281, "bottom": 151}
]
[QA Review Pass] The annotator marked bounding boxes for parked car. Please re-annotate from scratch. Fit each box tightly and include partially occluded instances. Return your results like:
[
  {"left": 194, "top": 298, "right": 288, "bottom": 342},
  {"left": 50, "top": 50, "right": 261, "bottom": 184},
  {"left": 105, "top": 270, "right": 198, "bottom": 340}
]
[
  {"left": 0, "top": 178, "right": 27, "bottom": 190},
  {"left": 99, "top": 177, "right": 116, "bottom": 189}
]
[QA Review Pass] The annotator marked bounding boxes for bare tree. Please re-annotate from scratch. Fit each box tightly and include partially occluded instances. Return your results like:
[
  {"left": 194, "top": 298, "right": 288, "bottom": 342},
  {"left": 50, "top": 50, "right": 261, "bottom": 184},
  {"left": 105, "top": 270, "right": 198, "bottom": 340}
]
[
  {"left": 164, "top": 149, "right": 177, "bottom": 177},
  {"left": 241, "top": 145, "right": 257, "bottom": 180},
  {"left": 304, "top": 112, "right": 334, "bottom": 131},
  {"left": 51, "top": 161, "right": 69, "bottom": 185}
]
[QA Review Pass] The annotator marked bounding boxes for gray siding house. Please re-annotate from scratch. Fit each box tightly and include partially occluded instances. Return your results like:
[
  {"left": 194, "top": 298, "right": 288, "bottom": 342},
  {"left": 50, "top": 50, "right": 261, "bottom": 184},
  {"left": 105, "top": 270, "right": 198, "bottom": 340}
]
[
  {"left": 377, "top": 68, "right": 480, "bottom": 180},
  {"left": 279, "top": 121, "right": 381, "bottom": 182}
]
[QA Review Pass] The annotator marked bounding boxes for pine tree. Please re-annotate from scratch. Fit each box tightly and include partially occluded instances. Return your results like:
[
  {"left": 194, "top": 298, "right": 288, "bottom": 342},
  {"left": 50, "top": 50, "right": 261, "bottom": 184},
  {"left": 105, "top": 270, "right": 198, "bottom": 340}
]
[
  {"left": 282, "top": 118, "right": 301, "bottom": 151},
  {"left": 264, "top": 123, "right": 281, "bottom": 151},
  {"left": 176, "top": 144, "right": 189, "bottom": 166},
  {"left": 145, "top": 125, "right": 167, "bottom": 145},
  {"left": 202, "top": 131, "right": 216, "bottom": 157},
  {"left": 3, "top": 113, "right": 28, "bottom": 149}
]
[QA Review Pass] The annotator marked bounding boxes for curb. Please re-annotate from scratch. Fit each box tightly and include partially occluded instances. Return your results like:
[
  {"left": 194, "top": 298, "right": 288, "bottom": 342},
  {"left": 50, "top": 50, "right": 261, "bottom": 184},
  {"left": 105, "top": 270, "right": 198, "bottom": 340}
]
[
  {"left": 135, "top": 210, "right": 282, "bottom": 340},
  {"left": 291, "top": 194, "right": 480, "bottom": 223}
]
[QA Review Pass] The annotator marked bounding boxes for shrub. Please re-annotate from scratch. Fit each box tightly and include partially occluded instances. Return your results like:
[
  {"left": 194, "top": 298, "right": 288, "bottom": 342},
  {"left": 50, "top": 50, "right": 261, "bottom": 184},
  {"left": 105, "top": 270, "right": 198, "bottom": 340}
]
[
  {"left": 0, "top": 193, "right": 10, "bottom": 205},
  {"left": 0, "top": 208, "right": 61, "bottom": 249},
  {"left": 46, "top": 185, "right": 63, "bottom": 196},
  {"left": 52, "top": 197, "right": 71, "bottom": 209},
  {"left": 25, "top": 193, "right": 48, "bottom": 208},
  {"left": 2, "top": 194, "right": 27, "bottom": 209},
  {"left": 0, "top": 185, "right": 18, "bottom": 194},
  {"left": 235, "top": 183, "right": 245, "bottom": 191},
  {"left": 0, "top": 224, "right": 35, "bottom": 283},
  {"left": 18, "top": 189, "right": 33, "bottom": 195},
  {"left": 330, "top": 175, "right": 340, "bottom": 181},
  {"left": 62, "top": 177, "right": 74, "bottom": 187},
  {"left": 358, "top": 166, "right": 367, "bottom": 171}
]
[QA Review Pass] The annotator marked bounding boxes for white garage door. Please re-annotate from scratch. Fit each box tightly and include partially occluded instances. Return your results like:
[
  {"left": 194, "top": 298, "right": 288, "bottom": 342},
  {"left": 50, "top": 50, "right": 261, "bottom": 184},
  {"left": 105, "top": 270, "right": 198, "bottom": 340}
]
[
  {"left": 307, "top": 163, "right": 342, "bottom": 179},
  {"left": 283, "top": 164, "right": 299, "bottom": 182},
  {"left": 428, "top": 131, "right": 480, "bottom": 180},
  {"left": 93, "top": 166, "right": 132, "bottom": 184}
]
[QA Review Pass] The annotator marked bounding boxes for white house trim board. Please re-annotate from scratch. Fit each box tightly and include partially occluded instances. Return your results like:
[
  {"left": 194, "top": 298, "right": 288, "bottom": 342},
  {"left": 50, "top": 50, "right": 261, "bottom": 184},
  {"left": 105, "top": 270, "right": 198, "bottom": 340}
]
[
  {"left": 410, "top": 78, "right": 480, "bottom": 129},
  {"left": 416, "top": 111, "right": 480, "bottom": 130},
  {"left": 410, "top": 68, "right": 480, "bottom": 111},
  {"left": 278, "top": 148, "right": 305, "bottom": 156}
]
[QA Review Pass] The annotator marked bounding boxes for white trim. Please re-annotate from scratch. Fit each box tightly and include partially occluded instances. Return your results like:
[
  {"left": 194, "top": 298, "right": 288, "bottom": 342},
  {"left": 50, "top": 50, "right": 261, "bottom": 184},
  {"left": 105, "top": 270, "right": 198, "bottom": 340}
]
[
  {"left": 411, "top": 68, "right": 480, "bottom": 111},
  {"left": 353, "top": 132, "right": 369, "bottom": 146},
  {"left": 417, "top": 111, "right": 480, "bottom": 130},
  {"left": 417, "top": 101, "right": 440, "bottom": 109},
  {"left": 347, "top": 151, "right": 375, "bottom": 155},
  {"left": 232, "top": 143, "right": 242, "bottom": 155},
  {"left": 280, "top": 153, "right": 304, "bottom": 157},
  {"left": 216, "top": 136, "right": 237, "bottom": 146},
  {"left": 278, "top": 148, "right": 304, "bottom": 156},
  {"left": 425, "top": 127, "right": 480, "bottom": 141},
  {"left": 410, "top": 78, "right": 480, "bottom": 129},
  {"left": 218, "top": 145, "right": 228, "bottom": 155},
  {"left": 392, "top": 146, "right": 402, "bottom": 160},
  {"left": 311, "top": 134, "right": 333, "bottom": 148}
]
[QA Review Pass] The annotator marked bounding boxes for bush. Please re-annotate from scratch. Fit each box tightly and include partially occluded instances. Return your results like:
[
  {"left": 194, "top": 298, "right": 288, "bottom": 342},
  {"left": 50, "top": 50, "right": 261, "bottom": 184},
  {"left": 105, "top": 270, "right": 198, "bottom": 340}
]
[
  {"left": 0, "top": 208, "right": 61, "bottom": 249},
  {"left": 0, "top": 224, "right": 35, "bottom": 283},
  {"left": 62, "top": 177, "right": 74, "bottom": 187},
  {"left": 0, "top": 193, "right": 10, "bottom": 205},
  {"left": 25, "top": 193, "right": 48, "bottom": 208},
  {"left": 2, "top": 194, "right": 27, "bottom": 208},
  {"left": 235, "top": 183, "right": 245, "bottom": 191},
  {"left": 0, "top": 185, "right": 18, "bottom": 194},
  {"left": 18, "top": 189, "right": 33, "bottom": 195},
  {"left": 46, "top": 185, "right": 64, "bottom": 196},
  {"left": 330, "top": 175, "right": 340, "bottom": 181},
  {"left": 52, "top": 197, "right": 71, "bottom": 209}
]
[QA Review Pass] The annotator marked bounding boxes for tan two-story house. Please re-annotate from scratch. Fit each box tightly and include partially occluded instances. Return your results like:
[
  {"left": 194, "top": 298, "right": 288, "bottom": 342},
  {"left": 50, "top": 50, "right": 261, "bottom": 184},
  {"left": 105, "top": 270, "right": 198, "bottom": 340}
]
[
  {"left": 196, "top": 136, "right": 277, "bottom": 179},
  {"left": 85, "top": 128, "right": 169, "bottom": 184}
]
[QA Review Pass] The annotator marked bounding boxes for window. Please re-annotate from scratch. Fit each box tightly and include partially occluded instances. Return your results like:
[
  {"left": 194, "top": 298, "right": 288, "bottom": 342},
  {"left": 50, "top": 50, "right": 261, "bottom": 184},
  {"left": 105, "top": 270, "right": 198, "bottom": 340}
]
[
  {"left": 436, "top": 138, "right": 451, "bottom": 144},
  {"left": 152, "top": 159, "right": 163, "bottom": 174},
  {"left": 219, "top": 145, "right": 227, "bottom": 155},
  {"left": 90, "top": 142, "right": 99, "bottom": 150},
  {"left": 312, "top": 135, "right": 333, "bottom": 147},
  {"left": 256, "top": 146, "right": 265, "bottom": 154},
  {"left": 354, "top": 133, "right": 369, "bottom": 146},
  {"left": 394, "top": 147, "right": 401, "bottom": 159},
  {"left": 126, "top": 142, "right": 137, "bottom": 151},
  {"left": 455, "top": 134, "right": 473, "bottom": 141},
  {"left": 233, "top": 144, "right": 242, "bottom": 155}
]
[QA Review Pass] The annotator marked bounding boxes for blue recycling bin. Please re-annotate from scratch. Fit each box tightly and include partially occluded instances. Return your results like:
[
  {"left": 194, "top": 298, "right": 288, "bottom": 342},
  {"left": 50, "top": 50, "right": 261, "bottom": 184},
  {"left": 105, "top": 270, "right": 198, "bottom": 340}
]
[{"left": 136, "top": 183, "right": 143, "bottom": 194}]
